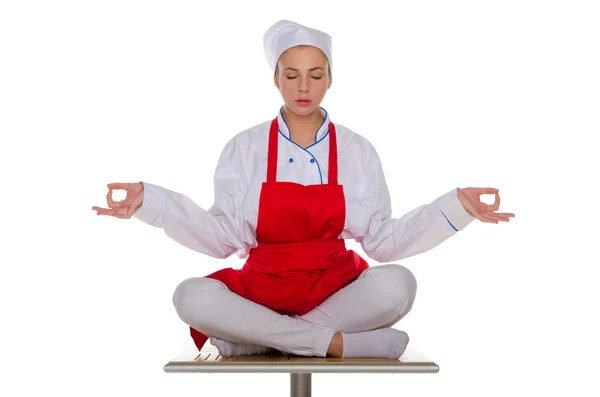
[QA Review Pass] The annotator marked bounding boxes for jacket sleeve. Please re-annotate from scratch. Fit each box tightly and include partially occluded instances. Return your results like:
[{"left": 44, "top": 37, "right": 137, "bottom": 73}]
[
  {"left": 132, "top": 137, "right": 254, "bottom": 259},
  {"left": 354, "top": 142, "right": 476, "bottom": 263}
]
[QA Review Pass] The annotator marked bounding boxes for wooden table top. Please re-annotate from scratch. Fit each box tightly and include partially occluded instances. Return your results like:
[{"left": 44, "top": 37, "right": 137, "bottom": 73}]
[{"left": 164, "top": 344, "right": 440, "bottom": 373}]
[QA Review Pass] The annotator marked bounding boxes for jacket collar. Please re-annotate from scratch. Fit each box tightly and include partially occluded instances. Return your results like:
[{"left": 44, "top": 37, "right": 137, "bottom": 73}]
[{"left": 277, "top": 106, "right": 330, "bottom": 145}]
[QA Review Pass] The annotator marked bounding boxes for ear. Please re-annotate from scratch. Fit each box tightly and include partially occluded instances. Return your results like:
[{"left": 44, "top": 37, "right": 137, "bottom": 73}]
[{"left": 274, "top": 72, "right": 280, "bottom": 89}]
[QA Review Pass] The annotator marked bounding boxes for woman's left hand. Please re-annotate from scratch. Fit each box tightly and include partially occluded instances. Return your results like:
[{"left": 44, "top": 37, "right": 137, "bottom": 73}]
[{"left": 457, "top": 187, "right": 515, "bottom": 224}]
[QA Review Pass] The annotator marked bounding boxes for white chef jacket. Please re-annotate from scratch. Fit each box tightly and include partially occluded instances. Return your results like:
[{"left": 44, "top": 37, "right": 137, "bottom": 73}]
[{"left": 133, "top": 107, "right": 475, "bottom": 262}]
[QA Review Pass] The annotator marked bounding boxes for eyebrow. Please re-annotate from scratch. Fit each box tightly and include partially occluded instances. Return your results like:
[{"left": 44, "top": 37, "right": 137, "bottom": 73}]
[{"left": 283, "top": 67, "right": 325, "bottom": 72}]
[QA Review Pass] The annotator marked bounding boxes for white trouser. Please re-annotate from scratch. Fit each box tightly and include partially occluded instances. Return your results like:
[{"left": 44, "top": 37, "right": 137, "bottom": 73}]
[{"left": 172, "top": 263, "right": 417, "bottom": 357}]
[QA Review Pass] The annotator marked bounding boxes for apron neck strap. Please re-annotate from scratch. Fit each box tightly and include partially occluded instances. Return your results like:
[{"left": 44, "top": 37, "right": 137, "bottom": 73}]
[
  {"left": 327, "top": 122, "right": 338, "bottom": 185},
  {"left": 267, "top": 118, "right": 338, "bottom": 185}
]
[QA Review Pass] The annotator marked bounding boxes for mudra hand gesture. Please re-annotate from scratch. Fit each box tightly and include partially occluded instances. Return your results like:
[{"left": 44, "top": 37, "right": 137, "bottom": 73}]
[
  {"left": 457, "top": 187, "right": 515, "bottom": 224},
  {"left": 92, "top": 182, "right": 144, "bottom": 219}
]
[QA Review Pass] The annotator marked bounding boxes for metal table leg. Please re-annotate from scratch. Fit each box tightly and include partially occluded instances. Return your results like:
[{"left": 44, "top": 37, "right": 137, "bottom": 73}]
[{"left": 290, "top": 373, "right": 311, "bottom": 397}]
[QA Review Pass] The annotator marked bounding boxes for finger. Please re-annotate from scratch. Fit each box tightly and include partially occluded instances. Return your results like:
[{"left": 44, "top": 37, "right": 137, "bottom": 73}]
[
  {"left": 106, "top": 189, "right": 127, "bottom": 209},
  {"left": 471, "top": 210, "right": 495, "bottom": 223},
  {"left": 499, "top": 212, "right": 515, "bottom": 217},
  {"left": 479, "top": 214, "right": 499, "bottom": 224},
  {"left": 95, "top": 206, "right": 125, "bottom": 215},
  {"left": 112, "top": 204, "right": 133, "bottom": 219},
  {"left": 107, "top": 182, "right": 129, "bottom": 190},
  {"left": 474, "top": 201, "right": 489, "bottom": 211},
  {"left": 122, "top": 189, "right": 142, "bottom": 204},
  {"left": 491, "top": 212, "right": 515, "bottom": 218},
  {"left": 107, "top": 186, "right": 137, "bottom": 208},
  {"left": 476, "top": 187, "right": 499, "bottom": 195},
  {"left": 109, "top": 198, "right": 129, "bottom": 208},
  {"left": 93, "top": 208, "right": 119, "bottom": 216},
  {"left": 120, "top": 190, "right": 143, "bottom": 210},
  {"left": 483, "top": 212, "right": 511, "bottom": 222},
  {"left": 463, "top": 191, "right": 493, "bottom": 209},
  {"left": 106, "top": 188, "right": 115, "bottom": 207},
  {"left": 94, "top": 205, "right": 129, "bottom": 217},
  {"left": 488, "top": 192, "right": 500, "bottom": 211}
]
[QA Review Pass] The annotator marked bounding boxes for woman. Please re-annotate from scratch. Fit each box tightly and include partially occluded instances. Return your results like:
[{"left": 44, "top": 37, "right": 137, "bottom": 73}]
[{"left": 92, "top": 20, "right": 514, "bottom": 359}]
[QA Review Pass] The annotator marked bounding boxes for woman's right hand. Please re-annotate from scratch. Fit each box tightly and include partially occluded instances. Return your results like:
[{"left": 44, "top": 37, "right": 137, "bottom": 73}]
[{"left": 92, "top": 182, "right": 144, "bottom": 219}]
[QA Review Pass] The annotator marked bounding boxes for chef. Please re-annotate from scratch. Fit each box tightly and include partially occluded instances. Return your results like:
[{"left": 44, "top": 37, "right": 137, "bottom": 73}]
[{"left": 93, "top": 20, "right": 514, "bottom": 359}]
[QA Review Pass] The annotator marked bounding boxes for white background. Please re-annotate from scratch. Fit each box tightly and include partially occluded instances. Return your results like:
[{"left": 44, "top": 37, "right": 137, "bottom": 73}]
[{"left": 1, "top": 1, "right": 599, "bottom": 396}]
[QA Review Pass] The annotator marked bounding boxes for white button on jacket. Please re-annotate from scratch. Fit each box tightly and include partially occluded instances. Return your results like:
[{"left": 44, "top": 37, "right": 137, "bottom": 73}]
[{"left": 133, "top": 107, "right": 476, "bottom": 261}]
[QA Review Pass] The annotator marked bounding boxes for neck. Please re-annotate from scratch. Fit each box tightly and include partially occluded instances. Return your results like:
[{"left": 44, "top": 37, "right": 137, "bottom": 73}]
[{"left": 282, "top": 106, "right": 324, "bottom": 142}]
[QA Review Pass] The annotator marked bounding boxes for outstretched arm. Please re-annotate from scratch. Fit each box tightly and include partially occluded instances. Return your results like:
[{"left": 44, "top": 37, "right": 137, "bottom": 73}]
[
  {"left": 133, "top": 138, "right": 253, "bottom": 259},
  {"left": 352, "top": 142, "right": 476, "bottom": 263}
]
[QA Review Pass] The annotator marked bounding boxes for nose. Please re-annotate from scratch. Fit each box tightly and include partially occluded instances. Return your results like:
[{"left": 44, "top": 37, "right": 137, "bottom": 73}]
[{"left": 298, "top": 76, "right": 309, "bottom": 93}]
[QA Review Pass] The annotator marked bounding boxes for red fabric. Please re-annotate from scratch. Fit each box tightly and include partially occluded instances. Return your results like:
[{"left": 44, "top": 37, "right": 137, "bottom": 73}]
[{"left": 189, "top": 117, "right": 370, "bottom": 351}]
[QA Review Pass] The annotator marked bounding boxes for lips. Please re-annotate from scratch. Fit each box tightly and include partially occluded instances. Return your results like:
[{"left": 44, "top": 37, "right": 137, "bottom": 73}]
[{"left": 296, "top": 99, "right": 311, "bottom": 103}]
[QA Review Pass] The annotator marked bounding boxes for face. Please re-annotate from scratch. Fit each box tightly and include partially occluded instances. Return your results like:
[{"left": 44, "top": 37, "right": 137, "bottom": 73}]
[{"left": 274, "top": 45, "right": 332, "bottom": 116}]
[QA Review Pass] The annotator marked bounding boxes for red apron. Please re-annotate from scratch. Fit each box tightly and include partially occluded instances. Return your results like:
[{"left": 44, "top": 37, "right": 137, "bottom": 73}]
[{"left": 189, "top": 117, "right": 370, "bottom": 351}]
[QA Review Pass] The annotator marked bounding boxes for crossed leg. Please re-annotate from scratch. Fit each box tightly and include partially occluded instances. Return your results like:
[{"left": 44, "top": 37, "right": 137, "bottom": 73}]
[
  {"left": 298, "top": 264, "right": 417, "bottom": 356},
  {"left": 172, "top": 264, "right": 417, "bottom": 358}
]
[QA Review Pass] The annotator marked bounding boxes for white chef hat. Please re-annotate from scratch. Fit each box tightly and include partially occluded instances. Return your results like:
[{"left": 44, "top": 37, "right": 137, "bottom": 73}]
[{"left": 263, "top": 19, "right": 332, "bottom": 76}]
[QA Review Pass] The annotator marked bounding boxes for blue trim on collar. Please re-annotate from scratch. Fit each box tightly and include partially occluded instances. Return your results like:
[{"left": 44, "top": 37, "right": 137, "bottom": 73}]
[
  {"left": 279, "top": 106, "right": 292, "bottom": 136},
  {"left": 305, "top": 129, "right": 329, "bottom": 150},
  {"left": 315, "top": 108, "right": 327, "bottom": 143},
  {"left": 279, "top": 106, "right": 329, "bottom": 143}
]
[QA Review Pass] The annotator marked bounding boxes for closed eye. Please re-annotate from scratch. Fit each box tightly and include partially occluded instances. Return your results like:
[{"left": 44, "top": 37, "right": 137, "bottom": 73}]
[{"left": 286, "top": 76, "right": 323, "bottom": 80}]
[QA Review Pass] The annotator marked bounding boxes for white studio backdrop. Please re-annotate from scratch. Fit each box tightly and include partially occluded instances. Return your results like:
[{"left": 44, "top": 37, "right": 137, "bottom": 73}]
[{"left": 1, "top": 1, "right": 599, "bottom": 396}]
